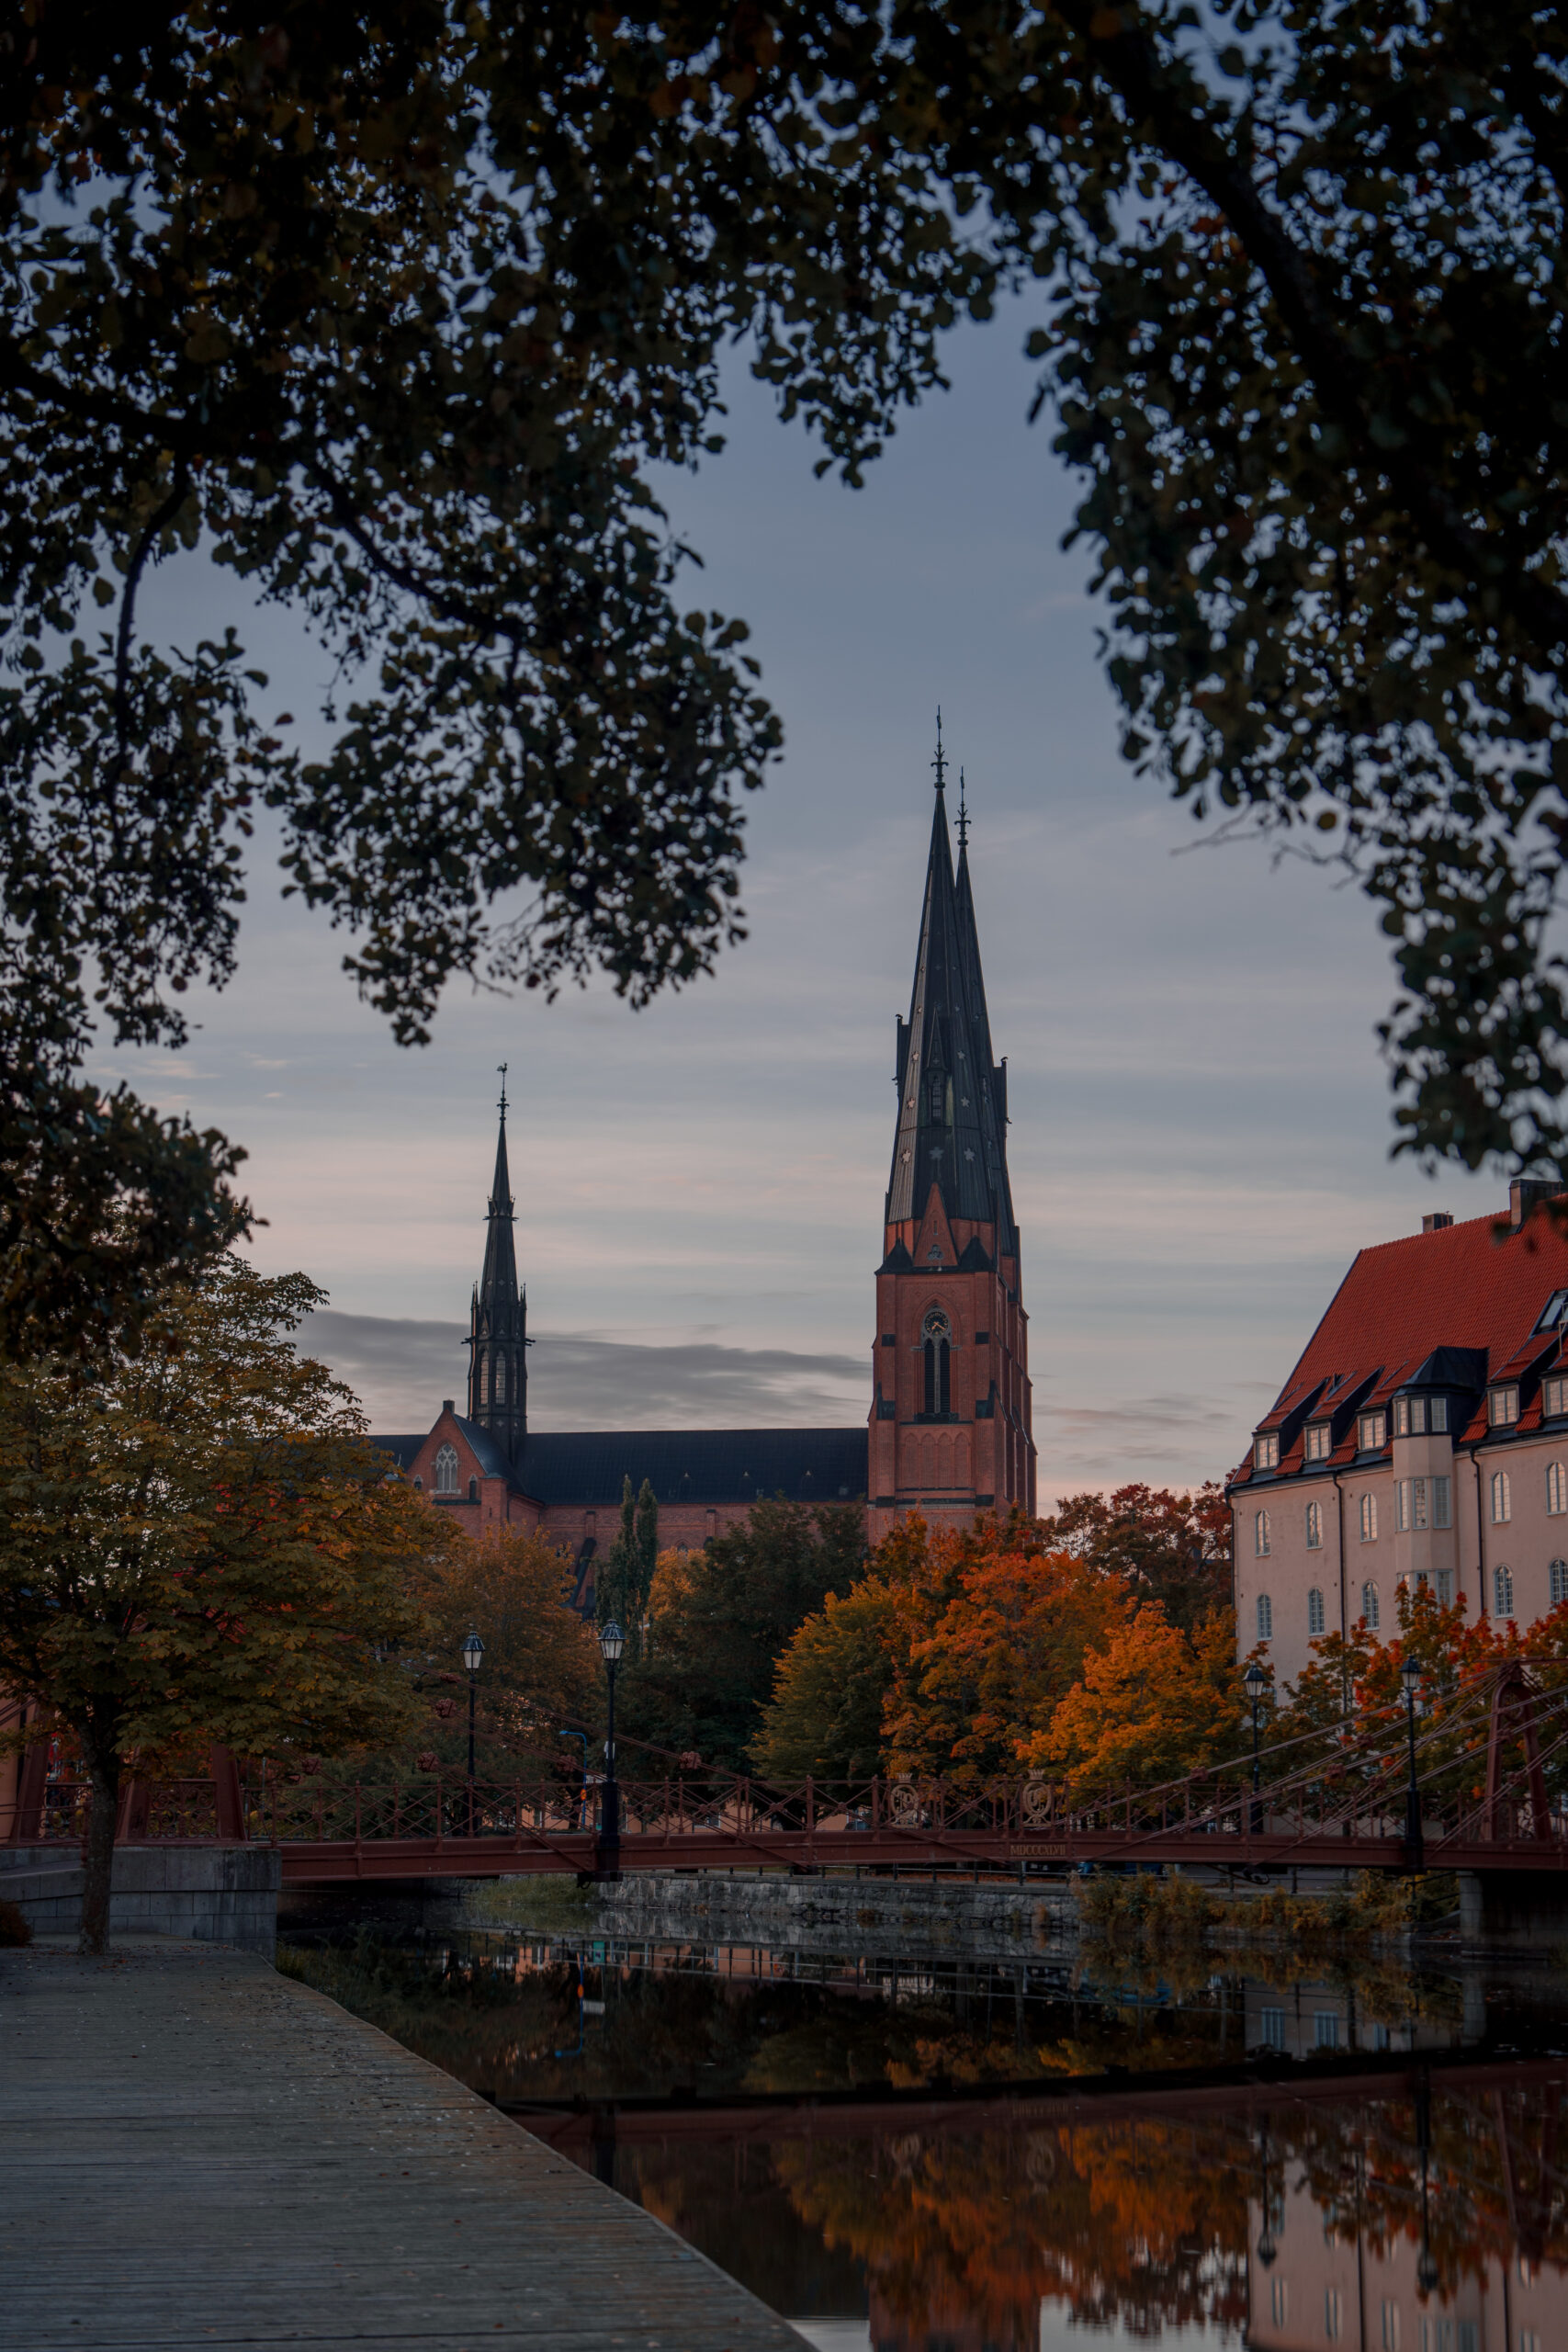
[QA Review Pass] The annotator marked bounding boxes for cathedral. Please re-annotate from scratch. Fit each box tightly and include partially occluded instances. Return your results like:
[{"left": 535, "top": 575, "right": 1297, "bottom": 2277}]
[{"left": 374, "top": 738, "right": 1036, "bottom": 1597}]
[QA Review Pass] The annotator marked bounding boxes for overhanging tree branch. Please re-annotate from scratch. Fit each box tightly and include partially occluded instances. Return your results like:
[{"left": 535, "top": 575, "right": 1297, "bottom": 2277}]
[{"left": 1067, "top": 0, "right": 1568, "bottom": 657}]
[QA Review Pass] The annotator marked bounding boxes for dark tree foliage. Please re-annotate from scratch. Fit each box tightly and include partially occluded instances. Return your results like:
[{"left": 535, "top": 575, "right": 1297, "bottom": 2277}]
[
  {"left": 1043, "top": 1483, "right": 1233, "bottom": 1636},
  {"left": 596, "top": 1474, "right": 660, "bottom": 1652},
  {"left": 6, "top": 6, "right": 1566, "bottom": 1357},
  {"left": 623, "top": 1496, "right": 866, "bottom": 1773}
]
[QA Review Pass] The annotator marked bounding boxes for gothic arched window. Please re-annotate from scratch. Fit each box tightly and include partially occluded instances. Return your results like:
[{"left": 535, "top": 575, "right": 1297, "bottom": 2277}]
[
  {"left": 922, "top": 1307, "right": 952, "bottom": 1417},
  {"left": 434, "top": 1442, "right": 459, "bottom": 1496},
  {"left": 494, "top": 1357, "right": 505, "bottom": 1404}
]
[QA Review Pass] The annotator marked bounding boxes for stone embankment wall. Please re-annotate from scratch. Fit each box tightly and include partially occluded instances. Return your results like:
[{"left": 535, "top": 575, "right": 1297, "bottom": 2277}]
[
  {"left": 1, "top": 1844, "right": 281, "bottom": 1952},
  {"left": 569, "top": 1869, "right": 1078, "bottom": 1960}
]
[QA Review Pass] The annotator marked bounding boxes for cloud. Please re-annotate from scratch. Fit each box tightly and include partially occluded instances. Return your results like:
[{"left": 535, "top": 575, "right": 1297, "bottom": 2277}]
[{"left": 299, "top": 1309, "right": 868, "bottom": 1432}]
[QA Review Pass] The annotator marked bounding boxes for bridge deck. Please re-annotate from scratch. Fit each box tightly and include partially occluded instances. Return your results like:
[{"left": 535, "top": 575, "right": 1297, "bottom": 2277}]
[
  {"left": 0, "top": 1937, "right": 798, "bottom": 2352},
  {"left": 272, "top": 1822, "right": 1568, "bottom": 1882}
]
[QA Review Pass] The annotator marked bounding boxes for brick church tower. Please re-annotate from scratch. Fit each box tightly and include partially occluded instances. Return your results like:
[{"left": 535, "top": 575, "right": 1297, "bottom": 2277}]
[
  {"left": 467, "top": 1069, "right": 529, "bottom": 1463},
  {"left": 867, "top": 733, "right": 1035, "bottom": 1539}
]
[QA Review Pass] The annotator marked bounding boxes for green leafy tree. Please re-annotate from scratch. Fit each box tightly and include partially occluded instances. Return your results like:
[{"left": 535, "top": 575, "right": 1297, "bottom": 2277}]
[
  {"left": 9, "top": 6, "right": 1568, "bottom": 1347},
  {"left": 0, "top": 1260, "right": 430, "bottom": 1951},
  {"left": 750, "top": 1580, "right": 898, "bottom": 1781},
  {"left": 623, "top": 1497, "right": 866, "bottom": 1772},
  {"left": 595, "top": 1476, "right": 660, "bottom": 1656}
]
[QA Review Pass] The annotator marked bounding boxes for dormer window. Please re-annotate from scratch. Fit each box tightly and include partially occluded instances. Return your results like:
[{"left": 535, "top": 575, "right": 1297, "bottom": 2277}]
[
  {"left": 1358, "top": 1411, "right": 1386, "bottom": 1453},
  {"left": 1303, "top": 1422, "right": 1331, "bottom": 1464},
  {"left": 1546, "top": 1376, "right": 1568, "bottom": 1419},
  {"left": 1537, "top": 1289, "right": 1568, "bottom": 1333},
  {"left": 1393, "top": 1395, "right": 1426, "bottom": 1437},
  {"left": 1489, "top": 1385, "right": 1520, "bottom": 1429},
  {"left": 1254, "top": 1431, "right": 1280, "bottom": 1472}
]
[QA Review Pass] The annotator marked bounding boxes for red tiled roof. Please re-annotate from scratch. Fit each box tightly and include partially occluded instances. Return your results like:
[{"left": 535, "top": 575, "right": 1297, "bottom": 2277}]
[
  {"left": 1231, "top": 1203, "right": 1568, "bottom": 1487},
  {"left": 1282, "top": 1205, "right": 1568, "bottom": 1390}
]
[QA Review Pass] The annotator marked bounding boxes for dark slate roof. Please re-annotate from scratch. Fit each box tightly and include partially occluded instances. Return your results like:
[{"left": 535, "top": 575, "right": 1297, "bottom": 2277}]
[
  {"left": 453, "top": 1414, "right": 520, "bottom": 1480},
  {"left": 368, "top": 1435, "right": 424, "bottom": 1472},
  {"left": 517, "top": 1428, "right": 868, "bottom": 1508},
  {"left": 886, "top": 766, "right": 1015, "bottom": 1246}
]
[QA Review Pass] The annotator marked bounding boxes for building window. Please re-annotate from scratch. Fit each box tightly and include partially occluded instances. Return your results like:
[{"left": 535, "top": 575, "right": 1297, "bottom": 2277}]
[
  {"left": 434, "top": 1442, "right": 459, "bottom": 1496},
  {"left": 1396, "top": 1476, "right": 1433, "bottom": 1532},
  {"left": 1490, "top": 1385, "right": 1520, "bottom": 1427},
  {"left": 1259, "top": 2006, "right": 1285, "bottom": 2049},
  {"left": 1492, "top": 1468, "right": 1512, "bottom": 1523},
  {"left": 1547, "top": 1376, "right": 1568, "bottom": 1419},
  {"left": 1537, "top": 1289, "right": 1568, "bottom": 1332},
  {"left": 1431, "top": 1396, "right": 1449, "bottom": 1431},
  {"left": 1382, "top": 2304, "right": 1402, "bottom": 2352},
  {"left": 1326, "top": 2290, "right": 1343, "bottom": 2342},
  {"left": 1308, "top": 1586, "right": 1325, "bottom": 1635},
  {"left": 1361, "top": 1579, "right": 1380, "bottom": 1629},
  {"left": 412, "top": 1476, "right": 423, "bottom": 1492},
  {"left": 922, "top": 1307, "right": 952, "bottom": 1416},
  {"left": 1550, "top": 1462, "right": 1568, "bottom": 1516},
  {"left": 1359, "top": 1410, "right": 1386, "bottom": 1452},
  {"left": 494, "top": 1358, "right": 505, "bottom": 1403},
  {"left": 468, "top": 1476, "right": 479, "bottom": 1501},
  {"left": 1394, "top": 1395, "right": 1428, "bottom": 1437},
  {"left": 1495, "top": 1562, "right": 1516, "bottom": 1619},
  {"left": 1551, "top": 1559, "right": 1568, "bottom": 1606},
  {"left": 1272, "top": 2281, "right": 1290, "bottom": 2328},
  {"left": 1360, "top": 1492, "right": 1378, "bottom": 1541},
  {"left": 1314, "top": 2010, "right": 1340, "bottom": 2049},
  {"left": 1255, "top": 1430, "right": 1280, "bottom": 1471},
  {"left": 1257, "top": 1592, "right": 1273, "bottom": 1641},
  {"left": 1305, "top": 1498, "right": 1323, "bottom": 1548},
  {"left": 1304, "top": 1421, "right": 1331, "bottom": 1462},
  {"left": 1434, "top": 1475, "right": 1451, "bottom": 1527},
  {"left": 1255, "top": 1510, "right": 1271, "bottom": 1557}
]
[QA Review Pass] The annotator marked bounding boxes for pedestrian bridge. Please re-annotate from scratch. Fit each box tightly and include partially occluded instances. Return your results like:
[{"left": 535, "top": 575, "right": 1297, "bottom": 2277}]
[{"left": 6, "top": 1660, "right": 1565, "bottom": 1883}]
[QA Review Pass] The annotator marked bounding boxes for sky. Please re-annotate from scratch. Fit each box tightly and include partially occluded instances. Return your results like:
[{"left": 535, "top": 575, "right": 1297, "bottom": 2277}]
[{"left": 98, "top": 307, "right": 1500, "bottom": 1497}]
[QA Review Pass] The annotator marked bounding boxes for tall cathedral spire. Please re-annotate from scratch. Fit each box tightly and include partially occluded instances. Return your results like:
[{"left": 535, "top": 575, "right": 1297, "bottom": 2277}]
[
  {"left": 468, "top": 1067, "right": 528, "bottom": 1461},
  {"left": 886, "top": 737, "right": 1011, "bottom": 1238},
  {"left": 869, "top": 725, "right": 1034, "bottom": 1537}
]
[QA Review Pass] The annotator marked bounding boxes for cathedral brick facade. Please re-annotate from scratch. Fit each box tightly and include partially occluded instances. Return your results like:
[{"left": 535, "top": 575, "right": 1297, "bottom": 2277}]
[{"left": 375, "top": 730, "right": 1034, "bottom": 1587}]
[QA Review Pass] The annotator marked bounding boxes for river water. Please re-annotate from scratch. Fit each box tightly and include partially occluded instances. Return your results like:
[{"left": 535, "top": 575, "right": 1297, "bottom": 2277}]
[{"left": 278, "top": 1917, "right": 1568, "bottom": 2352}]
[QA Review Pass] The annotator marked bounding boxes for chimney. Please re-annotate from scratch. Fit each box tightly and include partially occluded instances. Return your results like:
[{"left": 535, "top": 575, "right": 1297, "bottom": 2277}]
[
  {"left": 442, "top": 1397, "right": 455, "bottom": 1413},
  {"left": 1422, "top": 1213, "right": 1453, "bottom": 1233},
  {"left": 1508, "top": 1179, "right": 1561, "bottom": 1229}
]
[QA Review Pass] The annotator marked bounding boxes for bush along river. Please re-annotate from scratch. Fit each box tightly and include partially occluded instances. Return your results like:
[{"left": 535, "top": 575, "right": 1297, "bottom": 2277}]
[{"left": 276, "top": 1872, "right": 1568, "bottom": 2352}]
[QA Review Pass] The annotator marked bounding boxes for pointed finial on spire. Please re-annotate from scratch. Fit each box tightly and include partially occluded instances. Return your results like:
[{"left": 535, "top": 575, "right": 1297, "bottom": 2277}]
[
  {"left": 957, "top": 766, "right": 969, "bottom": 852},
  {"left": 931, "top": 707, "right": 947, "bottom": 796},
  {"left": 497, "top": 1062, "right": 508, "bottom": 1121}
]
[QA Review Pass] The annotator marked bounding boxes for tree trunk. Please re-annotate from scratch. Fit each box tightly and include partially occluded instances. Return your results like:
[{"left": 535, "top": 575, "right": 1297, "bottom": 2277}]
[{"left": 79, "top": 1751, "right": 120, "bottom": 1956}]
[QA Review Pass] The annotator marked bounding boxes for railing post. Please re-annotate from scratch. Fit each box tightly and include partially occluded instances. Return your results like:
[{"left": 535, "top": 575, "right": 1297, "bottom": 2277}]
[
  {"left": 807, "top": 1776, "right": 815, "bottom": 1838},
  {"left": 355, "top": 1782, "right": 361, "bottom": 1846}
]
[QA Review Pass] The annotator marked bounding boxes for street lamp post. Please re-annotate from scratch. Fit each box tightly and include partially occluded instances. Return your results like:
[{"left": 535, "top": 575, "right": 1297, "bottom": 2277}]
[
  {"left": 597, "top": 1620, "right": 625, "bottom": 1878},
  {"left": 1244, "top": 1660, "right": 1268, "bottom": 1838},
  {"left": 461, "top": 1629, "right": 485, "bottom": 1838},
  {"left": 1401, "top": 1656, "right": 1425, "bottom": 1871}
]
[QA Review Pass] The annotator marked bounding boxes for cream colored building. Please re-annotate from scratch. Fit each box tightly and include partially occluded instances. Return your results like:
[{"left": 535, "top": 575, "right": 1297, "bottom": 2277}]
[{"left": 1230, "top": 1183, "right": 1568, "bottom": 1690}]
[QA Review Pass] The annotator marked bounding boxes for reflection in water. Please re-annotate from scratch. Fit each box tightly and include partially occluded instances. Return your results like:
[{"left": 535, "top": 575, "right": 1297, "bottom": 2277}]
[
  {"left": 278, "top": 1933, "right": 1568, "bottom": 2352},
  {"left": 585, "top": 2072, "right": 1567, "bottom": 2352}
]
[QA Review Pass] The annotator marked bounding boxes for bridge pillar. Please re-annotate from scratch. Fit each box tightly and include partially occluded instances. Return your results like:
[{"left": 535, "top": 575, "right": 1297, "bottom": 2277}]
[{"left": 1459, "top": 1869, "right": 1568, "bottom": 1949}]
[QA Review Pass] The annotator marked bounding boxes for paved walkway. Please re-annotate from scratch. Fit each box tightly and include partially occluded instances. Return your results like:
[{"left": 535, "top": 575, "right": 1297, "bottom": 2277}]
[{"left": 1, "top": 1937, "right": 801, "bottom": 2351}]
